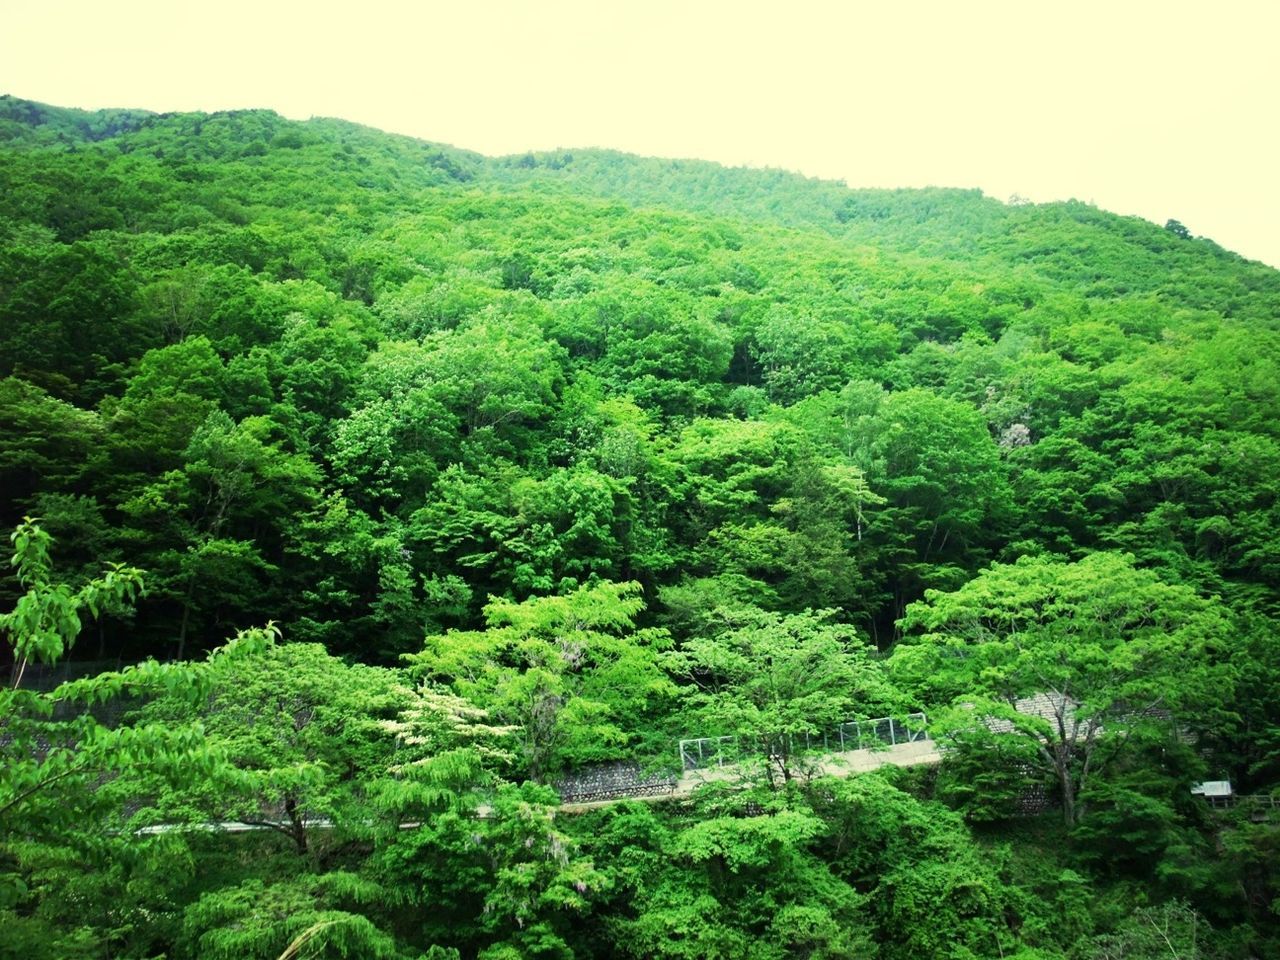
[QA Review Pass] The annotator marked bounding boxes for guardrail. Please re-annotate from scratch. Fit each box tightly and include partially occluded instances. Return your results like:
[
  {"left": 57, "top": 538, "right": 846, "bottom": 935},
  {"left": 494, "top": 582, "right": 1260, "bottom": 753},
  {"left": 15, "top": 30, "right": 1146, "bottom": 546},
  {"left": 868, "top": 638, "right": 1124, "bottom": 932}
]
[
  {"left": 677, "top": 713, "right": 929, "bottom": 772},
  {"left": 1203, "top": 794, "right": 1280, "bottom": 815}
]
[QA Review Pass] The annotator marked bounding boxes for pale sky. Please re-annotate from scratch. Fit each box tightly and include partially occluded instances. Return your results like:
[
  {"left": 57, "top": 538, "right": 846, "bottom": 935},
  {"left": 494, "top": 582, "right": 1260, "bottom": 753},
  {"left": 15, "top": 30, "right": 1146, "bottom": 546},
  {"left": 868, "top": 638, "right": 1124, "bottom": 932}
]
[{"left": 4, "top": 0, "right": 1278, "bottom": 266}]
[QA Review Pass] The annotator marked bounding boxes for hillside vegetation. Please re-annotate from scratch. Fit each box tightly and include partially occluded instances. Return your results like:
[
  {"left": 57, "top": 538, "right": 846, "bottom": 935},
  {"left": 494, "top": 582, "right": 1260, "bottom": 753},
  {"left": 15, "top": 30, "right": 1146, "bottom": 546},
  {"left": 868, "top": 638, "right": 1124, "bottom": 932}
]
[{"left": 1, "top": 95, "right": 1277, "bottom": 959}]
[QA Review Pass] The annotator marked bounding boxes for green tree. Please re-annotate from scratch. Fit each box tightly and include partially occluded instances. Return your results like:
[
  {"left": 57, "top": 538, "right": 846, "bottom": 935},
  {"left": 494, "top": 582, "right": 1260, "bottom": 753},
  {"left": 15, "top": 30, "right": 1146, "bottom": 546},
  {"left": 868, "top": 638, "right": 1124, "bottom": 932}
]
[
  {"left": 0, "top": 519, "right": 277, "bottom": 956},
  {"left": 418, "top": 317, "right": 564, "bottom": 457},
  {"left": 612, "top": 795, "right": 873, "bottom": 958},
  {"left": 894, "top": 552, "right": 1234, "bottom": 825},
  {"left": 140, "top": 642, "right": 404, "bottom": 857},
  {"left": 409, "top": 581, "right": 674, "bottom": 779},
  {"left": 665, "top": 606, "right": 897, "bottom": 785},
  {"left": 1089, "top": 900, "right": 1205, "bottom": 959},
  {"left": 118, "top": 410, "right": 320, "bottom": 658},
  {"left": 178, "top": 873, "right": 403, "bottom": 960},
  {"left": 2, "top": 517, "right": 143, "bottom": 686},
  {"left": 867, "top": 388, "right": 1012, "bottom": 631},
  {"left": 0, "top": 379, "right": 101, "bottom": 525}
]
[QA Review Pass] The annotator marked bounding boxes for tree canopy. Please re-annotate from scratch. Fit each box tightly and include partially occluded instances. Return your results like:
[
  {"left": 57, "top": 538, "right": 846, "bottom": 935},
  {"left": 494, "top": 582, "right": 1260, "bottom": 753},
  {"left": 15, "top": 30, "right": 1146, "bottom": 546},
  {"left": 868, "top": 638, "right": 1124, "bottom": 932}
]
[{"left": 1, "top": 94, "right": 1278, "bottom": 958}]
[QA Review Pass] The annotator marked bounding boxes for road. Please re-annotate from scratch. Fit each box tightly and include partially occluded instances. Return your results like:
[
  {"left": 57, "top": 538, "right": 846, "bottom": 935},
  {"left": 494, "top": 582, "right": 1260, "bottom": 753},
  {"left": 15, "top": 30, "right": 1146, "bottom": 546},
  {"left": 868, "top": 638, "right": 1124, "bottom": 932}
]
[
  {"left": 559, "top": 738, "right": 941, "bottom": 812},
  {"left": 132, "top": 739, "right": 944, "bottom": 832}
]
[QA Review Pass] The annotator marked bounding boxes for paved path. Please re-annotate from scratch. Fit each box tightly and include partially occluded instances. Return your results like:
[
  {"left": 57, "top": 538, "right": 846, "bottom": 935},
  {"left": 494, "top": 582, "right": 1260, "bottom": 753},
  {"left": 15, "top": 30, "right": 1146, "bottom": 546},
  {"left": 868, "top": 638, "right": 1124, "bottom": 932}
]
[
  {"left": 559, "top": 738, "right": 941, "bottom": 812},
  {"left": 132, "top": 740, "right": 944, "bottom": 832}
]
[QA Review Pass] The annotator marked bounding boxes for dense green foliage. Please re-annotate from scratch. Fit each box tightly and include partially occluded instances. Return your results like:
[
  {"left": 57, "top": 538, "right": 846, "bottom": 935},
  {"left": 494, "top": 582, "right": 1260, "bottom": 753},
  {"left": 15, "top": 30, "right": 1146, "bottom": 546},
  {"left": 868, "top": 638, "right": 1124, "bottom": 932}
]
[{"left": 1, "top": 94, "right": 1278, "bottom": 957}]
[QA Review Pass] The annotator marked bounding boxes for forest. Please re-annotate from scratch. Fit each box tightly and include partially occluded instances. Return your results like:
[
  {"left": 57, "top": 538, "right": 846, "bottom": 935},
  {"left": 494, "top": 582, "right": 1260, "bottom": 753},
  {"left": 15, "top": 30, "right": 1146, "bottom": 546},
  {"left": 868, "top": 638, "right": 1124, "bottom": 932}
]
[{"left": 1, "top": 94, "right": 1278, "bottom": 959}]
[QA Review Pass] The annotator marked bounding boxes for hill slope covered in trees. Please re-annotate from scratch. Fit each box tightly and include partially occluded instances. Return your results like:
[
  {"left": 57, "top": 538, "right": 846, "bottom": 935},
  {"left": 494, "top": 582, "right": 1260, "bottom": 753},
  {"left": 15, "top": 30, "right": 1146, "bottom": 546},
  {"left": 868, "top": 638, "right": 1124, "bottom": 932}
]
[{"left": 1, "top": 95, "right": 1277, "bottom": 959}]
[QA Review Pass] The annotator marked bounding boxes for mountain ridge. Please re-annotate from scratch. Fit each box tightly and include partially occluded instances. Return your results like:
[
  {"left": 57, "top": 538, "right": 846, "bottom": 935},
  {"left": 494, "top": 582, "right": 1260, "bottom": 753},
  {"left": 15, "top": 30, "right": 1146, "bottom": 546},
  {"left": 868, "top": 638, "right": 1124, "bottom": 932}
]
[{"left": 3, "top": 93, "right": 1270, "bottom": 279}]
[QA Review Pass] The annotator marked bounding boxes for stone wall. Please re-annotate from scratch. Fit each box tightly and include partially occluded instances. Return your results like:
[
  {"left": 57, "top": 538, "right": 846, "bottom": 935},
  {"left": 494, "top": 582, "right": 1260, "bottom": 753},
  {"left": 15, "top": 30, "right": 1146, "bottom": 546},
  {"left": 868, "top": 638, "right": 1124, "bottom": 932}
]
[{"left": 554, "top": 761, "right": 677, "bottom": 803}]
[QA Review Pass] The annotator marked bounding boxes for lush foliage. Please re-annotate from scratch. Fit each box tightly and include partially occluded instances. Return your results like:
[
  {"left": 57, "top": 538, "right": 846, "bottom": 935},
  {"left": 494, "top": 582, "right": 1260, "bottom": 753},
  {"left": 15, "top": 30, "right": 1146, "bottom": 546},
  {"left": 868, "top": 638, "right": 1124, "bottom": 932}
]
[{"left": 2, "top": 94, "right": 1278, "bottom": 957}]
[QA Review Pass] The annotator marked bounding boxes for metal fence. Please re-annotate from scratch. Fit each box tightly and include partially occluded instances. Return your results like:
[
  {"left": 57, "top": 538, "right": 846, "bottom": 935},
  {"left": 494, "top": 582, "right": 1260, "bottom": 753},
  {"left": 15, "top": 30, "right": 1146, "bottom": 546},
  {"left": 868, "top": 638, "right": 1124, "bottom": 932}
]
[
  {"left": 678, "top": 713, "right": 929, "bottom": 772},
  {"left": 1203, "top": 794, "right": 1280, "bottom": 814}
]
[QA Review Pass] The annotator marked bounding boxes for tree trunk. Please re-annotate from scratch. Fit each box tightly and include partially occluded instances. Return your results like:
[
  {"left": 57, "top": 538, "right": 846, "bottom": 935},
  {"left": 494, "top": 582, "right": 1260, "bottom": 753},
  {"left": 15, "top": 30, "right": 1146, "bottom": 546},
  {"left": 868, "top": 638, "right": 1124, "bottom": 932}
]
[
  {"left": 175, "top": 596, "right": 192, "bottom": 662},
  {"left": 1056, "top": 746, "right": 1077, "bottom": 826},
  {"left": 284, "top": 796, "right": 309, "bottom": 856}
]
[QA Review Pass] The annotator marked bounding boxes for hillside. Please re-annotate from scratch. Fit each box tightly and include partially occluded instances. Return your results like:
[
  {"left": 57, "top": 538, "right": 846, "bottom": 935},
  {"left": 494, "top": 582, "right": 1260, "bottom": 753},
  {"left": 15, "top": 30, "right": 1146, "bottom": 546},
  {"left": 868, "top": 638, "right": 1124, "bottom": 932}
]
[{"left": 1, "top": 95, "right": 1277, "bottom": 959}]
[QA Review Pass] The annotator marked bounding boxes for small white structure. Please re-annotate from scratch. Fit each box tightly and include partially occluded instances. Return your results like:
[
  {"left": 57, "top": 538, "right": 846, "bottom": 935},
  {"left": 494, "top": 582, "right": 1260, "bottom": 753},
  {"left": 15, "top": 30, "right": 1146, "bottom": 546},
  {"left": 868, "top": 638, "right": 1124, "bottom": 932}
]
[
  {"left": 1191, "top": 780, "right": 1234, "bottom": 808},
  {"left": 1190, "top": 780, "right": 1233, "bottom": 797}
]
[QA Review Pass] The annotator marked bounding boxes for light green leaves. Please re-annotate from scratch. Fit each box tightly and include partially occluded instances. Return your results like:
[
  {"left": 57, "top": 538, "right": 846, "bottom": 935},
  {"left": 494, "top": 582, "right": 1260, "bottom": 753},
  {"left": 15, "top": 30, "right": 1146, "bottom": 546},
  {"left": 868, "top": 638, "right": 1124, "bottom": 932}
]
[
  {"left": 2, "top": 518, "right": 143, "bottom": 669},
  {"left": 666, "top": 606, "right": 895, "bottom": 784},
  {"left": 410, "top": 581, "right": 673, "bottom": 779},
  {"left": 894, "top": 551, "right": 1234, "bottom": 823}
]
